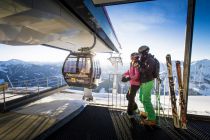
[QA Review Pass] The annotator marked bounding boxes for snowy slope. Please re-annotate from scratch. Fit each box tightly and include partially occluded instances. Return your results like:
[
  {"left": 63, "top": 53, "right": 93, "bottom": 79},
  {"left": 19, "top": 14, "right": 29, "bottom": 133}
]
[
  {"left": 1, "top": 59, "right": 210, "bottom": 95},
  {"left": 0, "top": 59, "right": 63, "bottom": 86},
  {"left": 112, "top": 59, "right": 210, "bottom": 96},
  {"left": 158, "top": 59, "right": 210, "bottom": 96},
  {"left": 189, "top": 59, "right": 210, "bottom": 95}
]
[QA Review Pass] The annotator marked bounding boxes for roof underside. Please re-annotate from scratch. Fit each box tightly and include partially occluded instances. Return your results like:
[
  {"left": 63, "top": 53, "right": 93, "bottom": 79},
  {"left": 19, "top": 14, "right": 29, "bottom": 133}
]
[{"left": 0, "top": 0, "right": 122, "bottom": 53}]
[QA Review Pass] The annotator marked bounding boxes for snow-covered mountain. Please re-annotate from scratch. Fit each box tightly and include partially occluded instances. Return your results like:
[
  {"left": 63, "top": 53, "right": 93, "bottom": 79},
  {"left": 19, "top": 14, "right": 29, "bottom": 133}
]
[
  {"left": 157, "top": 59, "right": 210, "bottom": 96},
  {"left": 189, "top": 59, "right": 210, "bottom": 95},
  {"left": 1, "top": 59, "right": 210, "bottom": 95},
  {"left": 0, "top": 59, "right": 63, "bottom": 86},
  {"left": 100, "top": 59, "right": 210, "bottom": 96}
]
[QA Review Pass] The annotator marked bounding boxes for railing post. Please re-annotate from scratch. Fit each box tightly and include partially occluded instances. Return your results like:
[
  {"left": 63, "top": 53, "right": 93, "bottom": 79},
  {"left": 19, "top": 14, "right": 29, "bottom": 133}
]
[
  {"left": 112, "top": 75, "right": 114, "bottom": 108},
  {"left": 0, "top": 83, "right": 8, "bottom": 112},
  {"left": 47, "top": 77, "right": 48, "bottom": 87},
  {"left": 57, "top": 77, "right": 59, "bottom": 87},
  {"left": 3, "top": 88, "right": 6, "bottom": 111},
  {"left": 60, "top": 77, "right": 62, "bottom": 86},
  {"left": 115, "top": 75, "right": 118, "bottom": 108},
  {"left": 37, "top": 80, "right": 40, "bottom": 97},
  {"left": 120, "top": 81, "right": 123, "bottom": 109},
  {"left": 124, "top": 87, "right": 125, "bottom": 106},
  {"left": 25, "top": 80, "right": 28, "bottom": 92},
  {"left": 163, "top": 77, "right": 166, "bottom": 115},
  {"left": 108, "top": 74, "right": 110, "bottom": 107}
]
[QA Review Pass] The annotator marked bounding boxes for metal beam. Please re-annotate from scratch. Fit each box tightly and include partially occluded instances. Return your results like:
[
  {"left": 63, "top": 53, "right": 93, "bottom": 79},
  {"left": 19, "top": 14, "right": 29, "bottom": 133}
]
[
  {"left": 183, "top": 0, "right": 196, "bottom": 116},
  {"left": 92, "top": 0, "right": 153, "bottom": 6}
]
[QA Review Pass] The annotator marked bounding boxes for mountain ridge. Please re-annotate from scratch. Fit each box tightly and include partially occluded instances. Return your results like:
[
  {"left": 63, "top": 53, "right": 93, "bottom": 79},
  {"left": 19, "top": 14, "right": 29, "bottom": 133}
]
[{"left": 1, "top": 59, "right": 210, "bottom": 95}]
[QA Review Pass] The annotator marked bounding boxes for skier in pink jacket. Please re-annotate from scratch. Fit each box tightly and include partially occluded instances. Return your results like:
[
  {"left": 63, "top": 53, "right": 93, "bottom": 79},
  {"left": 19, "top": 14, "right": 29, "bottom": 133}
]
[{"left": 123, "top": 52, "right": 140, "bottom": 115}]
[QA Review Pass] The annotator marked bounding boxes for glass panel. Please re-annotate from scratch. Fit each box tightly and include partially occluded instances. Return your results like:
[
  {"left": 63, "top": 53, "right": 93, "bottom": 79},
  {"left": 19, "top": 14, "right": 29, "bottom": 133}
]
[
  {"left": 84, "top": 0, "right": 120, "bottom": 50},
  {"left": 78, "top": 57, "right": 85, "bottom": 72},
  {"left": 78, "top": 57, "right": 91, "bottom": 74},
  {"left": 188, "top": 0, "right": 210, "bottom": 116},
  {"left": 64, "top": 57, "right": 77, "bottom": 73},
  {"left": 96, "top": 61, "right": 101, "bottom": 79},
  {"left": 92, "top": 61, "right": 96, "bottom": 78}
]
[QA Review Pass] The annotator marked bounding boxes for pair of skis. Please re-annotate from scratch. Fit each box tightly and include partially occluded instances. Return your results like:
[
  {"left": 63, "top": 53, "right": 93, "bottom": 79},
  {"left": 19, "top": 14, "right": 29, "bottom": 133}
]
[
  {"left": 166, "top": 54, "right": 187, "bottom": 129},
  {"left": 176, "top": 61, "right": 187, "bottom": 129}
]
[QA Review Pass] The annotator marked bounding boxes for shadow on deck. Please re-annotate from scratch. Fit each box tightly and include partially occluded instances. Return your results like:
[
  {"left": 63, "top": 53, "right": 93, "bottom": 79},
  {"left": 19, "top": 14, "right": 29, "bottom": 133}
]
[{"left": 45, "top": 105, "right": 210, "bottom": 140}]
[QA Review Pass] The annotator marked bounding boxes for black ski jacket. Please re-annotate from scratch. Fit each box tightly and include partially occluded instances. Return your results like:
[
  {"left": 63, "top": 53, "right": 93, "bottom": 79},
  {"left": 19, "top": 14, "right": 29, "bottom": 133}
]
[{"left": 139, "top": 54, "right": 155, "bottom": 83}]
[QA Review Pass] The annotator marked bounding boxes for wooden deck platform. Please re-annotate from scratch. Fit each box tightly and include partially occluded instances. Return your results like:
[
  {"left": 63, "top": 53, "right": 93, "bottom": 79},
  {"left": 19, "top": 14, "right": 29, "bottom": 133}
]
[
  {"left": 0, "top": 93, "right": 86, "bottom": 140},
  {"left": 0, "top": 112, "right": 55, "bottom": 140}
]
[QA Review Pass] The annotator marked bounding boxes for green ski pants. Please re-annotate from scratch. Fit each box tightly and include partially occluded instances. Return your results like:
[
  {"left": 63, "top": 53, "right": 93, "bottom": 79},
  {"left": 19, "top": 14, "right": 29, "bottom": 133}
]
[{"left": 139, "top": 80, "right": 156, "bottom": 121}]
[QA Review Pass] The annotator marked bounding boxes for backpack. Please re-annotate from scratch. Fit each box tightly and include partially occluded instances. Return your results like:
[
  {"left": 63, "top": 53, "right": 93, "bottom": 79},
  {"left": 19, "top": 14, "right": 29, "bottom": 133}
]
[
  {"left": 139, "top": 54, "right": 160, "bottom": 79},
  {"left": 152, "top": 56, "right": 160, "bottom": 78}
]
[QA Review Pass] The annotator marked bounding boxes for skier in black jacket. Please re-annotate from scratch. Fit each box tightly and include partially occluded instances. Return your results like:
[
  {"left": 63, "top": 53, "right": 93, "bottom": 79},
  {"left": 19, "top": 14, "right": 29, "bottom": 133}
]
[{"left": 138, "top": 45, "right": 156, "bottom": 126}]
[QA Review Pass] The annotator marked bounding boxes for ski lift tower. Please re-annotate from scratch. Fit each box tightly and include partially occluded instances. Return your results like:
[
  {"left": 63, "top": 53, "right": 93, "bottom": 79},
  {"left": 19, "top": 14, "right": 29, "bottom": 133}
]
[{"left": 108, "top": 53, "right": 123, "bottom": 95}]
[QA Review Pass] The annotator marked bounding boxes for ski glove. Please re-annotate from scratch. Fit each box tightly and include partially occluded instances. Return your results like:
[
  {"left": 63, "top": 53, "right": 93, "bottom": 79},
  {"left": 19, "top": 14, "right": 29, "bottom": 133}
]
[{"left": 121, "top": 76, "right": 131, "bottom": 82}]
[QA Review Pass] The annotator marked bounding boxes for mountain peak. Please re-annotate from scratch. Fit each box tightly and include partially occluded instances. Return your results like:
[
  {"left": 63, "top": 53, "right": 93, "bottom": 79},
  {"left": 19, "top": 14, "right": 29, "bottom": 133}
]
[{"left": 6, "top": 59, "right": 28, "bottom": 65}]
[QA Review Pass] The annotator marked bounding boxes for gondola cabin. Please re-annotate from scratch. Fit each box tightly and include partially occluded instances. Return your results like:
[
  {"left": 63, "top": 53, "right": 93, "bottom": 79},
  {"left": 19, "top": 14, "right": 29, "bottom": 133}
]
[{"left": 62, "top": 51, "right": 101, "bottom": 89}]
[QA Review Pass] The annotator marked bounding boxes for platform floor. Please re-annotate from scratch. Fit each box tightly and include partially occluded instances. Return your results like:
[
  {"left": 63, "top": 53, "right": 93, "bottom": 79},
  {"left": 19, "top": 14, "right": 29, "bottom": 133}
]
[
  {"left": 46, "top": 105, "right": 210, "bottom": 140},
  {"left": 1, "top": 90, "right": 210, "bottom": 140},
  {"left": 0, "top": 112, "right": 55, "bottom": 140},
  {"left": 46, "top": 105, "right": 171, "bottom": 140},
  {"left": 0, "top": 93, "right": 86, "bottom": 140}
]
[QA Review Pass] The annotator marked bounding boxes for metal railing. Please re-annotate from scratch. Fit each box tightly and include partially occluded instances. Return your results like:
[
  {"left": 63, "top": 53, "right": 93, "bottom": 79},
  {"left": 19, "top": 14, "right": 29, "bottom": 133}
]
[
  {"left": 0, "top": 76, "right": 66, "bottom": 111},
  {"left": 0, "top": 72, "right": 181, "bottom": 117},
  {"left": 107, "top": 74, "right": 129, "bottom": 109},
  {"left": 101, "top": 73, "right": 174, "bottom": 117}
]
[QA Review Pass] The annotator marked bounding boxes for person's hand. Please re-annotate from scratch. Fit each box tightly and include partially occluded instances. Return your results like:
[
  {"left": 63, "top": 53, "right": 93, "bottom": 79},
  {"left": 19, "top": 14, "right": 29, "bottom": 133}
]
[{"left": 121, "top": 76, "right": 131, "bottom": 82}]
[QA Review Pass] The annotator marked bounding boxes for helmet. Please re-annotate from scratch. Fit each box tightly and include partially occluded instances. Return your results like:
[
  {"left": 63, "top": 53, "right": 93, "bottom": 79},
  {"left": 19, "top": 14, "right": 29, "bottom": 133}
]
[
  {"left": 138, "top": 45, "right": 149, "bottom": 54},
  {"left": 131, "top": 52, "right": 139, "bottom": 59}
]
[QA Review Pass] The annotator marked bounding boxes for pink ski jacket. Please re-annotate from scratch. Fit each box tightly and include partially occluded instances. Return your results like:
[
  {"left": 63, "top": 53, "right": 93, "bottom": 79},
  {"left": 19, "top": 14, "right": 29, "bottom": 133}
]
[{"left": 123, "top": 62, "right": 140, "bottom": 86}]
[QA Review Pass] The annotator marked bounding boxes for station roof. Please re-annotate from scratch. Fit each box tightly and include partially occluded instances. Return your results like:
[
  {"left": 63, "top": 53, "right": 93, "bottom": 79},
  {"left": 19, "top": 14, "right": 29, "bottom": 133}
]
[
  {"left": 0, "top": 0, "right": 151, "bottom": 53},
  {"left": 0, "top": 0, "right": 121, "bottom": 53}
]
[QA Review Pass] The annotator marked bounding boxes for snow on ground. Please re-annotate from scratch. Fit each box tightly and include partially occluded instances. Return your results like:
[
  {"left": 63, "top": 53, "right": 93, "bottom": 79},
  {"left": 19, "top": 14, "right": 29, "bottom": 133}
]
[
  {"left": 62, "top": 89, "right": 210, "bottom": 116},
  {"left": 0, "top": 87, "right": 52, "bottom": 103},
  {"left": 187, "top": 96, "right": 210, "bottom": 115},
  {"left": 2, "top": 87, "right": 210, "bottom": 117},
  {"left": 0, "top": 93, "right": 25, "bottom": 103},
  {"left": 14, "top": 93, "right": 86, "bottom": 120}
]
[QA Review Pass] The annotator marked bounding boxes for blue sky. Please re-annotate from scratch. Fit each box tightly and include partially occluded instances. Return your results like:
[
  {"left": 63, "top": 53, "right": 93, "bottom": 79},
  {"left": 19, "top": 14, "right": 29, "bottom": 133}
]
[
  {"left": 0, "top": 0, "right": 209, "bottom": 63},
  {"left": 192, "top": 0, "right": 210, "bottom": 61},
  {"left": 106, "top": 0, "right": 210, "bottom": 63},
  {"left": 106, "top": 0, "right": 188, "bottom": 63}
]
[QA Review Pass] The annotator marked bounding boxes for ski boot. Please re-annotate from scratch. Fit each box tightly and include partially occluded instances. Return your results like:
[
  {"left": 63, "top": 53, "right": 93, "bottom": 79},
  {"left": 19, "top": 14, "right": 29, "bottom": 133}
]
[
  {"left": 140, "top": 119, "right": 156, "bottom": 126},
  {"left": 139, "top": 111, "right": 147, "bottom": 119},
  {"left": 82, "top": 95, "right": 93, "bottom": 101}
]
